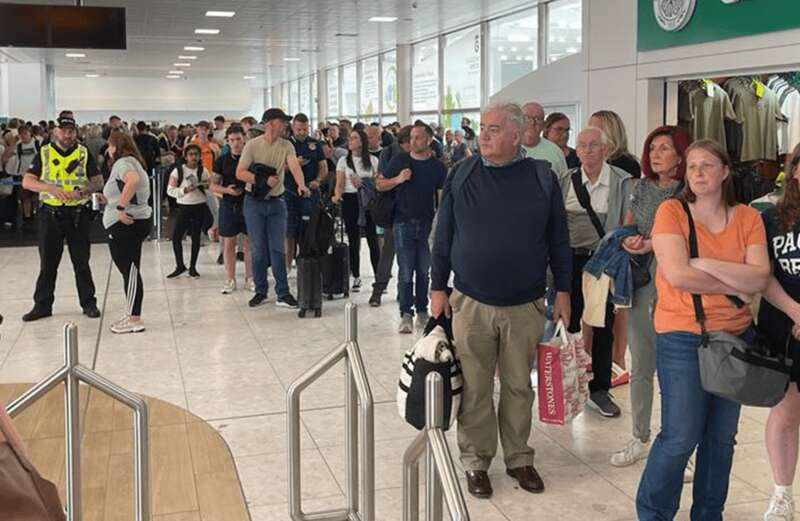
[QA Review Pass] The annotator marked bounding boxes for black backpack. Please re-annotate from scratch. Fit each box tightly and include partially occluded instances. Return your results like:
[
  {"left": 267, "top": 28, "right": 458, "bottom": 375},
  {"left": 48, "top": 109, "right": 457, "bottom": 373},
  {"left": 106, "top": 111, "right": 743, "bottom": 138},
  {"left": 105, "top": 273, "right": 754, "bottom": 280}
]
[{"left": 172, "top": 161, "right": 206, "bottom": 193}]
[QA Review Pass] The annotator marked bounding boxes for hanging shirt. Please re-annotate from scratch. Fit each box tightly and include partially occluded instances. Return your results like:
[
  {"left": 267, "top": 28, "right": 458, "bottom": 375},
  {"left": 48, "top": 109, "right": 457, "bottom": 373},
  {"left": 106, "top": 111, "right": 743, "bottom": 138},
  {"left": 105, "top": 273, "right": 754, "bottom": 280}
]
[
  {"left": 724, "top": 78, "right": 783, "bottom": 162},
  {"left": 679, "top": 81, "right": 739, "bottom": 150}
]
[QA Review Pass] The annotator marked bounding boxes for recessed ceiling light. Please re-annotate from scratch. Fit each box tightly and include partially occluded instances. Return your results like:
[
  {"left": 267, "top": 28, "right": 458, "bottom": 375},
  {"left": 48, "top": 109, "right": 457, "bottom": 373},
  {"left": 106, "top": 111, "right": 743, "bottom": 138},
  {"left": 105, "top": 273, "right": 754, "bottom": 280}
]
[
  {"left": 166, "top": 75, "right": 181, "bottom": 79},
  {"left": 194, "top": 29, "right": 220, "bottom": 35},
  {"left": 368, "top": 16, "right": 397, "bottom": 22},
  {"left": 85, "top": 73, "right": 100, "bottom": 78},
  {"left": 284, "top": 57, "right": 300, "bottom": 62},
  {"left": 206, "top": 10, "right": 235, "bottom": 17},
  {"left": 184, "top": 46, "right": 204, "bottom": 51},
  {"left": 497, "top": 46, "right": 504, "bottom": 52},
  {"left": 66, "top": 53, "right": 86, "bottom": 58},
  {"left": 243, "top": 75, "right": 256, "bottom": 80},
  {"left": 174, "top": 63, "right": 191, "bottom": 67},
  {"left": 178, "top": 55, "right": 197, "bottom": 60},
  {"left": 169, "top": 70, "right": 184, "bottom": 75}
]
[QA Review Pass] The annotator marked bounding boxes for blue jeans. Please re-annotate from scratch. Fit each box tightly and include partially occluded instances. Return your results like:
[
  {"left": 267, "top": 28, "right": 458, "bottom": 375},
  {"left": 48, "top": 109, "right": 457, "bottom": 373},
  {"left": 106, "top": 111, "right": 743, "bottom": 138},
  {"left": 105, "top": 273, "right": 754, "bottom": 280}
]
[
  {"left": 393, "top": 219, "right": 432, "bottom": 317},
  {"left": 243, "top": 196, "right": 289, "bottom": 298},
  {"left": 636, "top": 328, "right": 753, "bottom": 521}
]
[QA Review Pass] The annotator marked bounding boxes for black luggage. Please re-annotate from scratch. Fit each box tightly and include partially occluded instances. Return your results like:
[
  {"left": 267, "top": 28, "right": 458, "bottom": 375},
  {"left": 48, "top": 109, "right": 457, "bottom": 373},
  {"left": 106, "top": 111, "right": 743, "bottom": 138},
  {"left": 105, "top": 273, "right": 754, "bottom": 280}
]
[
  {"left": 297, "top": 257, "right": 322, "bottom": 318},
  {"left": 321, "top": 204, "right": 349, "bottom": 300},
  {"left": 0, "top": 184, "right": 19, "bottom": 226}
]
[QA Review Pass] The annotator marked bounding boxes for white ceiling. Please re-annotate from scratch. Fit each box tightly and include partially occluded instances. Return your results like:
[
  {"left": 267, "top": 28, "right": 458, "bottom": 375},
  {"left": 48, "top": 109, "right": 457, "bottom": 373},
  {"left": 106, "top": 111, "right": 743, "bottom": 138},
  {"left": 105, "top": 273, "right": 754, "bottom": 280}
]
[{"left": 0, "top": 0, "right": 542, "bottom": 87}]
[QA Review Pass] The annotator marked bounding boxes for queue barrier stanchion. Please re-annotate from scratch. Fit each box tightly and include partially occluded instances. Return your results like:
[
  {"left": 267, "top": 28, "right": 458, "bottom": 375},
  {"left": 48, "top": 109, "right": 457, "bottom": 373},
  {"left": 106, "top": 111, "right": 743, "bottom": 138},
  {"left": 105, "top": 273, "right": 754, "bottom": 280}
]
[
  {"left": 287, "top": 302, "right": 375, "bottom": 521},
  {"left": 6, "top": 323, "right": 151, "bottom": 521},
  {"left": 402, "top": 372, "right": 470, "bottom": 521}
]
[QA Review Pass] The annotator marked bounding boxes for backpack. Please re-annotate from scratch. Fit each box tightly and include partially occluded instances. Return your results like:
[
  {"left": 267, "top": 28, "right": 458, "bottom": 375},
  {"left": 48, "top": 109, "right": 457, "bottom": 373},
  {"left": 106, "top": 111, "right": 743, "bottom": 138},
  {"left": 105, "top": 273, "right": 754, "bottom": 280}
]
[
  {"left": 172, "top": 161, "right": 206, "bottom": 193},
  {"left": 450, "top": 155, "right": 554, "bottom": 201}
]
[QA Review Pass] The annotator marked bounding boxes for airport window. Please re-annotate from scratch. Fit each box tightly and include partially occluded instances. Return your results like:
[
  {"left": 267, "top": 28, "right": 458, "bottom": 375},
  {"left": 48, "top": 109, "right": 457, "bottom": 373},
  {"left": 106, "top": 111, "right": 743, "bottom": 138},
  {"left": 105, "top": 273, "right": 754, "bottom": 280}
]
[
  {"left": 488, "top": 8, "right": 538, "bottom": 96},
  {"left": 547, "top": 0, "right": 582, "bottom": 64},
  {"left": 381, "top": 50, "right": 398, "bottom": 115},
  {"left": 412, "top": 38, "right": 439, "bottom": 112},
  {"left": 327, "top": 67, "right": 339, "bottom": 118},
  {"left": 360, "top": 56, "right": 379, "bottom": 117},
  {"left": 341, "top": 62, "right": 358, "bottom": 118},
  {"left": 442, "top": 25, "right": 481, "bottom": 112}
]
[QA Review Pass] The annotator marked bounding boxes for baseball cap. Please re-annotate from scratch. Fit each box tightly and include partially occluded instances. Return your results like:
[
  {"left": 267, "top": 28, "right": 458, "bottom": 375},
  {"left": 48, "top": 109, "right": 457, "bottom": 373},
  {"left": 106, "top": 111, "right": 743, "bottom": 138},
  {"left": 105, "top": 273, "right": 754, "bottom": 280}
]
[
  {"left": 57, "top": 115, "right": 77, "bottom": 129},
  {"left": 261, "top": 108, "right": 291, "bottom": 123}
]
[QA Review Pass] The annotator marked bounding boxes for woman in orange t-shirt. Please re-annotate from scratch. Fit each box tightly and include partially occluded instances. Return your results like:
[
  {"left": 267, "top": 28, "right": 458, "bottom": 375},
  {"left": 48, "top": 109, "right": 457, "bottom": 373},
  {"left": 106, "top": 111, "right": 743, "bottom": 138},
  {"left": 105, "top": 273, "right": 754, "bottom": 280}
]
[{"left": 636, "top": 140, "right": 770, "bottom": 520}]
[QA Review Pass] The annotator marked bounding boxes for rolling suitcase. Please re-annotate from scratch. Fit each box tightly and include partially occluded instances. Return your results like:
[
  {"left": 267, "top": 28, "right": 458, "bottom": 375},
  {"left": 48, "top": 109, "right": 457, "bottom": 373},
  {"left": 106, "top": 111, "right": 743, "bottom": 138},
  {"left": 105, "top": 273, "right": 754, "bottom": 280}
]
[
  {"left": 321, "top": 204, "right": 350, "bottom": 300},
  {"left": 296, "top": 257, "right": 323, "bottom": 317}
]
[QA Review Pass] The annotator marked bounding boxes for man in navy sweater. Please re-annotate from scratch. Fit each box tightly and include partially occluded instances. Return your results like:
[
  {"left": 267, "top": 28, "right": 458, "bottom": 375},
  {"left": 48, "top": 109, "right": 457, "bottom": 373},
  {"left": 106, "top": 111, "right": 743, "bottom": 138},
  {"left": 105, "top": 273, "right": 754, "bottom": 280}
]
[{"left": 431, "top": 102, "right": 572, "bottom": 499}]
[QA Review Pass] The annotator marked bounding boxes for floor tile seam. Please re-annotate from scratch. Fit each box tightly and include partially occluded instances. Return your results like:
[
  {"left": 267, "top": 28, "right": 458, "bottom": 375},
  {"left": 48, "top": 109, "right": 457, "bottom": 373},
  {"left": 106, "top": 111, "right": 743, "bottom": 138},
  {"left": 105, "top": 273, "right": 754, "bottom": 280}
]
[{"left": 245, "top": 491, "right": 346, "bottom": 509}]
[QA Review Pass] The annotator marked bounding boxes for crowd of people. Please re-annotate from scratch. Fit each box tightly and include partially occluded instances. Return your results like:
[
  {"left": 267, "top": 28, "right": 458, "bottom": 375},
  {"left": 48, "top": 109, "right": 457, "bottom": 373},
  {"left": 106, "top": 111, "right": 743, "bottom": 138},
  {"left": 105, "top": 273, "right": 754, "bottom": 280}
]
[{"left": 2, "top": 100, "right": 800, "bottom": 521}]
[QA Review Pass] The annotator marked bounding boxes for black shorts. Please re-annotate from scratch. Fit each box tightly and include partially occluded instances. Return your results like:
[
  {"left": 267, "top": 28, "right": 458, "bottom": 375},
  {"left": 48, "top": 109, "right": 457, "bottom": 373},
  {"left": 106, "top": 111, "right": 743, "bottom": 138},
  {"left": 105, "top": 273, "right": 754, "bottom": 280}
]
[{"left": 218, "top": 200, "right": 247, "bottom": 237}]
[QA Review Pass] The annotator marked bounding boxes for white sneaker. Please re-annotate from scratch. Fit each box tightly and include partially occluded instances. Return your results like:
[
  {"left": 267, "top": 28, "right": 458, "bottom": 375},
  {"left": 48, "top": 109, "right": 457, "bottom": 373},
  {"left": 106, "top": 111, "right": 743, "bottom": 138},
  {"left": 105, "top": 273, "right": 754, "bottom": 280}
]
[
  {"left": 245, "top": 278, "right": 255, "bottom": 292},
  {"left": 221, "top": 279, "right": 236, "bottom": 294},
  {"left": 610, "top": 438, "right": 650, "bottom": 467},
  {"left": 765, "top": 490, "right": 795, "bottom": 521},
  {"left": 398, "top": 313, "right": 413, "bottom": 334},
  {"left": 683, "top": 457, "right": 695, "bottom": 483},
  {"left": 110, "top": 317, "right": 145, "bottom": 334}
]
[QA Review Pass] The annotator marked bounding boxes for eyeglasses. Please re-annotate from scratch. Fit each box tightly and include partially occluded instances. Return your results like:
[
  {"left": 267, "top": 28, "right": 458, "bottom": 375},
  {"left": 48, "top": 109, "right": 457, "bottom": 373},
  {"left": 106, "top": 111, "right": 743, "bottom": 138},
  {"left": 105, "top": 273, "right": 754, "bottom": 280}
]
[
  {"left": 550, "top": 126, "right": 570, "bottom": 133},
  {"left": 524, "top": 116, "right": 544, "bottom": 124}
]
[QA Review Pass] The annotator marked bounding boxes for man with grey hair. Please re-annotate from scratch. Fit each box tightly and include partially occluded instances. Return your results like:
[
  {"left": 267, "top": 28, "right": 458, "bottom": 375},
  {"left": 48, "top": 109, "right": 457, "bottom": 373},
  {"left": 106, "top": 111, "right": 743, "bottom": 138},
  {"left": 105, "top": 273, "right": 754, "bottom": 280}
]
[
  {"left": 559, "top": 126, "right": 633, "bottom": 418},
  {"left": 431, "top": 101, "right": 572, "bottom": 498},
  {"left": 522, "top": 102, "right": 568, "bottom": 176}
]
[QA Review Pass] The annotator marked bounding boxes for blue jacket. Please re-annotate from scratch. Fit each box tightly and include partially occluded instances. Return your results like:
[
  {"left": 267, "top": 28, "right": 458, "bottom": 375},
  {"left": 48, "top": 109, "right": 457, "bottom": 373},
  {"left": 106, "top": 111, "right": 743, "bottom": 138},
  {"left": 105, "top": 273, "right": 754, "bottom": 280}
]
[{"left": 583, "top": 225, "right": 640, "bottom": 308}]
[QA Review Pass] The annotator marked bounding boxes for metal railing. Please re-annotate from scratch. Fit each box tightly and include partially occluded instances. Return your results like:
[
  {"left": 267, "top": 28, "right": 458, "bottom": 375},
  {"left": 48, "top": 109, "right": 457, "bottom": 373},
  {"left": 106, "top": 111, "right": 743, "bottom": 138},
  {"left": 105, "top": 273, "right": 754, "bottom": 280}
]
[
  {"left": 6, "top": 323, "right": 151, "bottom": 521},
  {"left": 402, "top": 373, "right": 470, "bottom": 521},
  {"left": 287, "top": 302, "right": 375, "bottom": 521}
]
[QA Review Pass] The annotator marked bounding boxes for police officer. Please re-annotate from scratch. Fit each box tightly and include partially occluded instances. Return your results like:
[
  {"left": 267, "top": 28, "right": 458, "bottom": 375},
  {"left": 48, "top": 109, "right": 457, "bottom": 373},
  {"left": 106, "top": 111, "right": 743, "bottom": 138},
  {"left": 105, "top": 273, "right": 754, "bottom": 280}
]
[
  {"left": 286, "top": 112, "right": 327, "bottom": 272},
  {"left": 21, "top": 113, "right": 103, "bottom": 322}
]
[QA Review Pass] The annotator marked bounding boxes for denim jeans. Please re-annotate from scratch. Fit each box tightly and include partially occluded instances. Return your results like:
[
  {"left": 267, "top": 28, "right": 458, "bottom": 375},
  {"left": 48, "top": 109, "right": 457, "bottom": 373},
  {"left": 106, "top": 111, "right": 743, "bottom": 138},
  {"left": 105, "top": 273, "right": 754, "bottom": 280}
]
[
  {"left": 393, "top": 219, "right": 432, "bottom": 317},
  {"left": 243, "top": 196, "right": 289, "bottom": 298},
  {"left": 636, "top": 328, "right": 754, "bottom": 521}
]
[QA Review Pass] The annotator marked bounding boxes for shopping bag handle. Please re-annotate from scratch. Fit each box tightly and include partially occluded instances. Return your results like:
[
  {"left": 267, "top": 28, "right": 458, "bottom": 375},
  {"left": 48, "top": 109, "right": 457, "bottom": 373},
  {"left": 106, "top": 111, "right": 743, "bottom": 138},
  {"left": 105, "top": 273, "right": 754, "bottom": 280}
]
[{"left": 552, "top": 319, "right": 569, "bottom": 346}]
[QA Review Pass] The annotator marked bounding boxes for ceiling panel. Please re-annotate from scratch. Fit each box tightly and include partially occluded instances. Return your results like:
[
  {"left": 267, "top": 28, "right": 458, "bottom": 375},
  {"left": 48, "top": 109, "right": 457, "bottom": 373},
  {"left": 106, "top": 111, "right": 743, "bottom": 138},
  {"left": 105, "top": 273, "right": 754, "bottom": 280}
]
[{"left": 0, "top": 0, "right": 542, "bottom": 86}]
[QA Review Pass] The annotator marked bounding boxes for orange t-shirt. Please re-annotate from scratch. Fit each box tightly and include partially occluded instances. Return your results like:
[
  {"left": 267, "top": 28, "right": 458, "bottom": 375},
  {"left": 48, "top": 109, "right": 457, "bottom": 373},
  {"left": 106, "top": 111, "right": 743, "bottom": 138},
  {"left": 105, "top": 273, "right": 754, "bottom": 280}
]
[
  {"left": 190, "top": 136, "right": 216, "bottom": 172},
  {"left": 652, "top": 199, "right": 766, "bottom": 335}
]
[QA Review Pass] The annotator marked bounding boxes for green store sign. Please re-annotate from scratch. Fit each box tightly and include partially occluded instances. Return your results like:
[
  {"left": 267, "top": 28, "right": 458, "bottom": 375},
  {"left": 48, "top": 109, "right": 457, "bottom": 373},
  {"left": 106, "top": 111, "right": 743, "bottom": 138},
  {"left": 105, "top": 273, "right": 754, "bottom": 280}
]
[{"left": 638, "top": 0, "right": 800, "bottom": 51}]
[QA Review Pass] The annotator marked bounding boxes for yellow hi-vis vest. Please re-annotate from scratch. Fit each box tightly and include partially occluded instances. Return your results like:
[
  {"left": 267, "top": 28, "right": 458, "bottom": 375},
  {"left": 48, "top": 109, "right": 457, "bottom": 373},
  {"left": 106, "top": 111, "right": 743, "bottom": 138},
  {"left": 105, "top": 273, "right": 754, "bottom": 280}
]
[{"left": 39, "top": 143, "right": 90, "bottom": 207}]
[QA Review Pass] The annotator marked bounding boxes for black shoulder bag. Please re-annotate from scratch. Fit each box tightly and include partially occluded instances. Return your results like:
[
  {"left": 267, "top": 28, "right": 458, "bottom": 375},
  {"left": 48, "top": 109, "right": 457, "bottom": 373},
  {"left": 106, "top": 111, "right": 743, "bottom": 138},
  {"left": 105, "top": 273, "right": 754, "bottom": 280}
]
[{"left": 682, "top": 200, "right": 791, "bottom": 407}]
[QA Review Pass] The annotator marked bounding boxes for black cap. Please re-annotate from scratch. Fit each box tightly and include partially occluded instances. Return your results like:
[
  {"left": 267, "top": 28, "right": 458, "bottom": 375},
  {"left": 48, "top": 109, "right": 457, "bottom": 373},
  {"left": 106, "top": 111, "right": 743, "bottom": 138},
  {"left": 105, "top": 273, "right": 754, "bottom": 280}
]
[
  {"left": 261, "top": 108, "right": 291, "bottom": 123},
  {"left": 57, "top": 115, "right": 77, "bottom": 129}
]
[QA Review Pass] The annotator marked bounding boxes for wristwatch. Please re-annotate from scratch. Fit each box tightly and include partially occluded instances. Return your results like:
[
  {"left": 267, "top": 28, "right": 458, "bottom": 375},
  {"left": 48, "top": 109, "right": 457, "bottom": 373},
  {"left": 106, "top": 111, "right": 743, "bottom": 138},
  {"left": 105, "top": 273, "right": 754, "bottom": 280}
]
[{"left": 116, "top": 205, "right": 126, "bottom": 212}]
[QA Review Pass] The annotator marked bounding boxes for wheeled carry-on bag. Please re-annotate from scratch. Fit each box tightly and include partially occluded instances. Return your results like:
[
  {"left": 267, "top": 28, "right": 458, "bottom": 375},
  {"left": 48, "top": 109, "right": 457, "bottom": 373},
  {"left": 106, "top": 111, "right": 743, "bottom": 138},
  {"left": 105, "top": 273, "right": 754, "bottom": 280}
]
[
  {"left": 297, "top": 257, "right": 323, "bottom": 318},
  {"left": 321, "top": 203, "right": 350, "bottom": 300}
]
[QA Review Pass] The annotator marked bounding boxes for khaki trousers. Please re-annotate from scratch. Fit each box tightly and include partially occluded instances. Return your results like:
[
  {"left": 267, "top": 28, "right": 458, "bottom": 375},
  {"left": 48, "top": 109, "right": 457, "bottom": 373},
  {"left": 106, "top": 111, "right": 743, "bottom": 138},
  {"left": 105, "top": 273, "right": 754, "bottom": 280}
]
[{"left": 451, "top": 288, "right": 545, "bottom": 471}]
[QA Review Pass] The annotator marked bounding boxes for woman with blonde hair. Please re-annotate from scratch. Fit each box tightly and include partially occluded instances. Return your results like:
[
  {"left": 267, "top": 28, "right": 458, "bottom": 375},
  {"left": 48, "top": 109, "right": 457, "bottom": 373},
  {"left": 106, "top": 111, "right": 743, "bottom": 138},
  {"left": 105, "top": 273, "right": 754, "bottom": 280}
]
[{"left": 589, "top": 110, "right": 641, "bottom": 179}]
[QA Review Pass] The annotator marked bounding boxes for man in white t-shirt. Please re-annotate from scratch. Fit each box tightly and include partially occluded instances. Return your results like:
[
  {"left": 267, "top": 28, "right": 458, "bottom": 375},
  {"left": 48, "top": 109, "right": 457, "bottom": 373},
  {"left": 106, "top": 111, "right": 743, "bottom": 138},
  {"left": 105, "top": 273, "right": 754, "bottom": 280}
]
[{"left": 521, "top": 102, "right": 568, "bottom": 176}]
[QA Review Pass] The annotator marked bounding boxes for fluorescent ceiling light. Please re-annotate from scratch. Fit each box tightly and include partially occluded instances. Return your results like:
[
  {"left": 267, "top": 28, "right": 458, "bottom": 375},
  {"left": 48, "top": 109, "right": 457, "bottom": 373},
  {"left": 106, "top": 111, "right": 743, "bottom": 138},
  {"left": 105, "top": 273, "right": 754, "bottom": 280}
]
[
  {"left": 243, "top": 75, "right": 256, "bottom": 79},
  {"left": 174, "top": 63, "right": 191, "bottom": 67},
  {"left": 566, "top": 47, "right": 578, "bottom": 54},
  {"left": 510, "top": 47, "right": 518, "bottom": 52},
  {"left": 206, "top": 10, "right": 235, "bottom": 17},
  {"left": 85, "top": 73, "right": 100, "bottom": 78},
  {"left": 166, "top": 75, "right": 181, "bottom": 79},
  {"left": 66, "top": 53, "right": 86, "bottom": 58},
  {"left": 194, "top": 29, "right": 220, "bottom": 35},
  {"left": 283, "top": 57, "right": 300, "bottom": 62},
  {"left": 500, "top": 55, "right": 508, "bottom": 61},
  {"left": 184, "top": 46, "right": 204, "bottom": 51},
  {"left": 497, "top": 46, "right": 504, "bottom": 52},
  {"left": 178, "top": 55, "right": 197, "bottom": 60},
  {"left": 368, "top": 16, "right": 397, "bottom": 22},
  {"left": 169, "top": 70, "right": 184, "bottom": 75}
]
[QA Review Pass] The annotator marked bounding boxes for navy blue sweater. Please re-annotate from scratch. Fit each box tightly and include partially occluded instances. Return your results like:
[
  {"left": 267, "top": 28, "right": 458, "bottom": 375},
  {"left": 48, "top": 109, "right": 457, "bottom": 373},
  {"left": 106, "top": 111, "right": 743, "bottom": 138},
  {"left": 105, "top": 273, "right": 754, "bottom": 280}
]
[{"left": 431, "top": 158, "right": 572, "bottom": 306}]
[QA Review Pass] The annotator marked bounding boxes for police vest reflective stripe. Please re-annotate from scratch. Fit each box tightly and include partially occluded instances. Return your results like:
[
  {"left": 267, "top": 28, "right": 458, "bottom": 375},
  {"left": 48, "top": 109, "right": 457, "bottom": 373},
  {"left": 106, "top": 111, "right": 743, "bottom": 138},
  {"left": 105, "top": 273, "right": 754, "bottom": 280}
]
[{"left": 39, "top": 144, "right": 90, "bottom": 207}]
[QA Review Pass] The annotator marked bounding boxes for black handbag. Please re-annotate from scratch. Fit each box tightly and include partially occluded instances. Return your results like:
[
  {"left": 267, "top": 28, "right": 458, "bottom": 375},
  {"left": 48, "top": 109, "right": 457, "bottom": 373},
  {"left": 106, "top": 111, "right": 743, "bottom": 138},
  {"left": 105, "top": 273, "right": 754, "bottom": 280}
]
[
  {"left": 631, "top": 252, "right": 653, "bottom": 290},
  {"left": 369, "top": 191, "right": 395, "bottom": 228},
  {"left": 682, "top": 200, "right": 792, "bottom": 407}
]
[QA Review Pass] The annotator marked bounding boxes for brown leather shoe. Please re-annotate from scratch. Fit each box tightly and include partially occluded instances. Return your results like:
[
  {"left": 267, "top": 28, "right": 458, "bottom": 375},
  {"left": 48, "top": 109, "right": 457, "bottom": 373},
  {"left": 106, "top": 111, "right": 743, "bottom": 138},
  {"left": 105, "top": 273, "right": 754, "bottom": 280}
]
[
  {"left": 506, "top": 465, "right": 545, "bottom": 494},
  {"left": 465, "top": 470, "right": 493, "bottom": 499}
]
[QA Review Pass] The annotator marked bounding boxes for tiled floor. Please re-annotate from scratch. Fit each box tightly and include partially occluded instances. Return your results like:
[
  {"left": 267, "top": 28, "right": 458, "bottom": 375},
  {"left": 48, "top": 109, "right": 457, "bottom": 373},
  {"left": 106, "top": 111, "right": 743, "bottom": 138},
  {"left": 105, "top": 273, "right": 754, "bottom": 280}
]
[{"left": 0, "top": 240, "right": 797, "bottom": 520}]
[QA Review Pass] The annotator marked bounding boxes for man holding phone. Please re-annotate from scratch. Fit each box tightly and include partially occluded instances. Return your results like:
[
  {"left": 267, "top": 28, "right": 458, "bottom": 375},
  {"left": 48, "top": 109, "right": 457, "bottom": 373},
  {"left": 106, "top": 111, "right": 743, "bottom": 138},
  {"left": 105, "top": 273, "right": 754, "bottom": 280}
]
[{"left": 211, "top": 125, "right": 252, "bottom": 294}]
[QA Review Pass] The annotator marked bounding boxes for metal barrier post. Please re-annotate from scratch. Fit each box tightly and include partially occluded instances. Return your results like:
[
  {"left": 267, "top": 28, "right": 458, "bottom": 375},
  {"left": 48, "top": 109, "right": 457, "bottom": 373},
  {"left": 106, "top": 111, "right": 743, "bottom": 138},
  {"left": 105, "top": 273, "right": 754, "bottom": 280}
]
[
  {"left": 402, "top": 373, "right": 470, "bottom": 521},
  {"left": 150, "top": 168, "right": 163, "bottom": 241},
  {"left": 7, "top": 323, "right": 151, "bottom": 521},
  {"left": 287, "top": 303, "right": 374, "bottom": 521}
]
